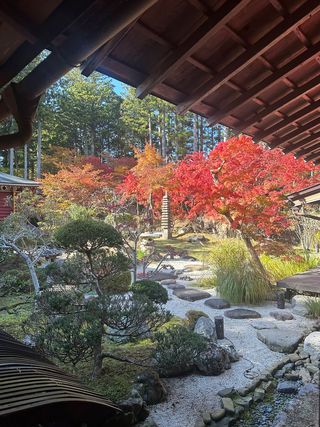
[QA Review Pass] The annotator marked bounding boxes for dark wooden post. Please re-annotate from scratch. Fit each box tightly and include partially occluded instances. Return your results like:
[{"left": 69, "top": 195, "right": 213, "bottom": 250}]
[
  {"left": 215, "top": 316, "right": 224, "bottom": 339},
  {"left": 276, "top": 291, "right": 285, "bottom": 309}
]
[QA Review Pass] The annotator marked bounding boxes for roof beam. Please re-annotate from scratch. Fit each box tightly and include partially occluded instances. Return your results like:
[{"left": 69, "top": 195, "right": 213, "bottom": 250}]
[
  {"left": 254, "top": 98, "right": 320, "bottom": 140},
  {"left": 136, "top": 0, "right": 251, "bottom": 99},
  {"left": 281, "top": 129, "right": 320, "bottom": 153},
  {"left": 305, "top": 149, "right": 320, "bottom": 162},
  {"left": 207, "top": 40, "right": 320, "bottom": 125},
  {"left": 269, "top": 116, "right": 320, "bottom": 148},
  {"left": 177, "top": 0, "right": 320, "bottom": 114},
  {"left": 0, "top": 0, "right": 98, "bottom": 89},
  {"left": 295, "top": 141, "right": 320, "bottom": 158},
  {"left": 239, "top": 73, "right": 320, "bottom": 131},
  {"left": 0, "top": 2, "right": 39, "bottom": 43}
]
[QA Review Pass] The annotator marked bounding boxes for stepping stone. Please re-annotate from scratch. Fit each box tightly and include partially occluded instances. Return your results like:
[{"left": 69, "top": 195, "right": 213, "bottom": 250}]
[
  {"left": 257, "top": 328, "right": 304, "bottom": 353},
  {"left": 218, "top": 387, "right": 234, "bottom": 398},
  {"left": 224, "top": 308, "right": 261, "bottom": 319},
  {"left": 167, "top": 283, "right": 185, "bottom": 290},
  {"left": 205, "top": 298, "right": 230, "bottom": 309},
  {"left": 270, "top": 310, "right": 294, "bottom": 321},
  {"left": 173, "top": 288, "right": 211, "bottom": 301},
  {"left": 277, "top": 381, "right": 299, "bottom": 394},
  {"left": 150, "top": 272, "right": 177, "bottom": 281},
  {"left": 160, "top": 279, "right": 176, "bottom": 285},
  {"left": 304, "top": 332, "right": 320, "bottom": 361},
  {"left": 251, "top": 320, "right": 277, "bottom": 330}
]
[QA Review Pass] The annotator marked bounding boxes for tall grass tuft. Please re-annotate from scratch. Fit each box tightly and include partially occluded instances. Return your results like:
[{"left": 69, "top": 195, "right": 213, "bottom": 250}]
[
  {"left": 209, "top": 239, "right": 271, "bottom": 305},
  {"left": 304, "top": 297, "right": 320, "bottom": 319},
  {"left": 260, "top": 254, "right": 319, "bottom": 282}
]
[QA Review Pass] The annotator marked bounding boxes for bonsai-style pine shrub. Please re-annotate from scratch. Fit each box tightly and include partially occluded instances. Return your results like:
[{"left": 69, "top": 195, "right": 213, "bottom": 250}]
[
  {"left": 210, "top": 239, "right": 271, "bottom": 304},
  {"left": 100, "top": 271, "right": 132, "bottom": 294},
  {"left": 131, "top": 280, "right": 168, "bottom": 304}
]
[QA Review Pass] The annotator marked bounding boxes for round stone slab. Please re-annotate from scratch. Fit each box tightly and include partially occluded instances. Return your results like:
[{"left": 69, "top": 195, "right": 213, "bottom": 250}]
[
  {"left": 224, "top": 308, "right": 261, "bottom": 319},
  {"left": 257, "top": 328, "right": 304, "bottom": 353},
  {"left": 250, "top": 320, "right": 277, "bottom": 330},
  {"left": 173, "top": 288, "right": 211, "bottom": 301},
  {"left": 205, "top": 298, "right": 230, "bottom": 309},
  {"left": 167, "top": 283, "right": 185, "bottom": 290},
  {"left": 270, "top": 310, "right": 294, "bottom": 321}
]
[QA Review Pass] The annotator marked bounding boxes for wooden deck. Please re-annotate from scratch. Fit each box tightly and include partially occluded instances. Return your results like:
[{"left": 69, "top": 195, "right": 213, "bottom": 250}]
[{"left": 277, "top": 267, "right": 320, "bottom": 294}]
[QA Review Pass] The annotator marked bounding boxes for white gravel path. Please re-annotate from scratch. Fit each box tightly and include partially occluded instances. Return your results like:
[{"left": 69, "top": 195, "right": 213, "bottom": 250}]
[{"left": 147, "top": 261, "right": 314, "bottom": 427}]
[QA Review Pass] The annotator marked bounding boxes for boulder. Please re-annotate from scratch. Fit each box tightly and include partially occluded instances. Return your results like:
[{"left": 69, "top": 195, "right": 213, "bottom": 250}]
[
  {"left": 250, "top": 320, "right": 277, "bottom": 330},
  {"left": 257, "top": 328, "right": 304, "bottom": 353},
  {"left": 211, "top": 408, "right": 226, "bottom": 421},
  {"left": 205, "top": 298, "right": 230, "bottom": 309},
  {"left": 218, "top": 388, "right": 234, "bottom": 398},
  {"left": 133, "top": 371, "right": 167, "bottom": 405},
  {"left": 220, "top": 344, "right": 240, "bottom": 362},
  {"left": 118, "top": 395, "right": 149, "bottom": 424},
  {"left": 277, "top": 381, "right": 299, "bottom": 394},
  {"left": 167, "top": 283, "right": 185, "bottom": 290},
  {"left": 270, "top": 310, "right": 294, "bottom": 321},
  {"left": 195, "top": 343, "right": 231, "bottom": 375},
  {"left": 224, "top": 308, "right": 261, "bottom": 319},
  {"left": 291, "top": 295, "right": 308, "bottom": 317},
  {"left": 187, "top": 235, "right": 209, "bottom": 243},
  {"left": 160, "top": 279, "right": 176, "bottom": 286},
  {"left": 173, "top": 288, "right": 211, "bottom": 301},
  {"left": 221, "top": 397, "right": 235, "bottom": 415},
  {"left": 194, "top": 316, "right": 217, "bottom": 342},
  {"left": 304, "top": 332, "right": 320, "bottom": 362}
]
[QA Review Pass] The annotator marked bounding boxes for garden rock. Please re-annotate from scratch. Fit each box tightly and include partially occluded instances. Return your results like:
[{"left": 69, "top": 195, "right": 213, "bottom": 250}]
[
  {"left": 222, "top": 397, "right": 235, "bottom": 415},
  {"left": 167, "top": 283, "right": 185, "bottom": 290},
  {"left": 250, "top": 320, "right": 277, "bottom": 330},
  {"left": 277, "top": 381, "right": 298, "bottom": 394},
  {"left": 270, "top": 310, "right": 294, "bottom": 321},
  {"left": 224, "top": 308, "right": 261, "bottom": 319},
  {"left": 187, "top": 235, "right": 208, "bottom": 243},
  {"left": 136, "top": 417, "right": 158, "bottom": 427},
  {"left": 303, "top": 331, "right": 320, "bottom": 362},
  {"left": 257, "top": 328, "right": 303, "bottom": 353},
  {"left": 211, "top": 408, "right": 226, "bottom": 421},
  {"left": 218, "top": 388, "right": 234, "bottom": 398},
  {"left": 173, "top": 288, "right": 211, "bottom": 301},
  {"left": 133, "top": 371, "right": 167, "bottom": 405},
  {"left": 195, "top": 343, "right": 230, "bottom": 375},
  {"left": 205, "top": 298, "right": 230, "bottom": 309},
  {"left": 220, "top": 344, "right": 240, "bottom": 362},
  {"left": 194, "top": 316, "right": 217, "bottom": 342},
  {"left": 118, "top": 395, "right": 149, "bottom": 424},
  {"left": 291, "top": 295, "right": 308, "bottom": 316}
]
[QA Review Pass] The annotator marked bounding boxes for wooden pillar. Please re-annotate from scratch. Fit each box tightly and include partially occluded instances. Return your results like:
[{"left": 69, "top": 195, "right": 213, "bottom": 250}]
[
  {"left": 36, "top": 120, "right": 42, "bottom": 179},
  {"left": 215, "top": 316, "right": 224, "bottom": 339},
  {"left": 161, "top": 191, "right": 171, "bottom": 240},
  {"left": 9, "top": 148, "right": 14, "bottom": 175}
]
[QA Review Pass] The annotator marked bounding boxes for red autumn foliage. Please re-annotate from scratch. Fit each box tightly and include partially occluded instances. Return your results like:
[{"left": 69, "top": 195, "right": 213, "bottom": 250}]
[{"left": 171, "top": 135, "right": 319, "bottom": 239}]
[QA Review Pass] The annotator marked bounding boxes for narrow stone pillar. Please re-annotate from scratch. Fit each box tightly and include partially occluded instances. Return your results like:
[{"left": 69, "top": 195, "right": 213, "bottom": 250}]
[
  {"left": 161, "top": 191, "right": 172, "bottom": 240},
  {"left": 215, "top": 316, "right": 224, "bottom": 340}
]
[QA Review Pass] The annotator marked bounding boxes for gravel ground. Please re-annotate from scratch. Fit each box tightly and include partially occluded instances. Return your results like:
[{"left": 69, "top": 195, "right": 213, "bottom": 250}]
[{"left": 147, "top": 261, "right": 314, "bottom": 427}]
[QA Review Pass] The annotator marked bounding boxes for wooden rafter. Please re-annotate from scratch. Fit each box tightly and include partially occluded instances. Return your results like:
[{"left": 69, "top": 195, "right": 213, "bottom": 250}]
[
  {"left": 295, "top": 141, "right": 320, "bottom": 158},
  {"left": 269, "top": 116, "right": 320, "bottom": 148},
  {"left": 136, "top": 0, "right": 251, "bottom": 99},
  {"left": 282, "top": 129, "right": 320, "bottom": 153},
  {"left": 207, "top": 40, "right": 320, "bottom": 126},
  {"left": 239, "top": 73, "right": 320, "bottom": 131},
  {"left": 0, "top": 2, "right": 38, "bottom": 43},
  {"left": 176, "top": 0, "right": 320, "bottom": 114},
  {"left": 254, "top": 98, "right": 320, "bottom": 140}
]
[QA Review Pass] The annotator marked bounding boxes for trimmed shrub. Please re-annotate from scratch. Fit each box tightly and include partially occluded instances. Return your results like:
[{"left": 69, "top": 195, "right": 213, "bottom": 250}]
[
  {"left": 131, "top": 280, "right": 168, "bottom": 304},
  {"left": 100, "top": 271, "right": 131, "bottom": 294},
  {"left": 152, "top": 325, "right": 207, "bottom": 377},
  {"left": 209, "top": 239, "right": 270, "bottom": 304},
  {"left": 185, "top": 310, "right": 209, "bottom": 329},
  {"left": 0, "top": 269, "right": 32, "bottom": 295},
  {"left": 304, "top": 297, "right": 320, "bottom": 319},
  {"left": 260, "top": 254, "right": 319, "bottom": 282}
]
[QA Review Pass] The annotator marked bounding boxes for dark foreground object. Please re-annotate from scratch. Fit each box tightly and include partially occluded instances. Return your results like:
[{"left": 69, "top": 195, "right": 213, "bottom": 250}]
[{"left": 0, "top": 330, "right": 119, "bottom": 427}]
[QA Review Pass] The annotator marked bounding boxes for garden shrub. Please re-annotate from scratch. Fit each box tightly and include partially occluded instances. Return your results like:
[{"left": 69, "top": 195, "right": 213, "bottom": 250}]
[
  {"left": 100, "top": 271, "right": 131, "bottom": 294},
  {"left": 260, "top": 254, "right": 319, "bottom": 282},
  {"left": 131, "top": 280, "right": 168, "bottom": 304},
  {"left": 209, "top": 239, "right": 270, "bottom": 304},
  {"left": 0, "top": 269, "right": 32, "bottom": 295},
  {"left": 304, "top": 297, "right": 320, "bottom": 319},
  {"left": 185, "top": 310, "right": 209, "bottom": 329},
  {"left": 152, "top": 325, "right": 207, "bottom": 377}
]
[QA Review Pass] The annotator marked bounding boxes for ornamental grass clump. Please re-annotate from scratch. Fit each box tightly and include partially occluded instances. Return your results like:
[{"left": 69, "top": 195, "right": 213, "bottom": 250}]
[
  {"left": 304, "top": 297, "right": 320, "bottom": 319},
  {"left": 260, "top": 254, "right": 319, "bottom": 282},
  {"left": 209, "top": 239, "right": 270, "bottom": 304}
]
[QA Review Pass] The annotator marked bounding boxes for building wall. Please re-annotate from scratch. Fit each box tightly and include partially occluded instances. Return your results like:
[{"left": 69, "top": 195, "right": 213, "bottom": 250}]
[{"left": 0, "top": 191, "right": 13, "bottom": 219}]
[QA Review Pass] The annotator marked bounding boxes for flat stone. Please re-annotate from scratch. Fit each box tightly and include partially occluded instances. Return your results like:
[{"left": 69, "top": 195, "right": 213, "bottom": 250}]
[
  {"left": 291, "top": 295, "right": 309, "bottom": 317},
  {"left": 288, "top": 353, "right": 300, "bottom": 363},
  {"left": 150, "top": 272, "right": 177, "bottom": 281},
  {"left": 218, "top": 388, "right": 234, "bottom": 398},
  {"left": 253, "top": 388, "right": 265, "bottom": 402},
  {"left": 205, "top": 298, "right": 230, "bottom": 309},
  {"left": 173, "top": 288, "right": 211, "bottom": 301},
  {"left": 160, "top": 279, "right": 176, "bottom": 285},
  {"left": 222, "top": 397, "right": 235, "bottom": 415},
  {"left": 167, "top": 283, "right": 185, "bottom": 290},
  {"left": 201, "top": 412, "right": 212, "bottom": 425},
  {"left": 299, "top": 367, "right": 312, "bottom": 384},
  {"left": 233, "top": 396, "right": 252, "bottom": 409},
  {"left": 277, "top": 381, "right": 299, "bottom": 394},
  {"left": 261, "top": 381, "right": 273, "bottom": 392},
  {"left": 257, "top": 328, "right": 304, "bottom": 353},
  {"left": 251, "top": 320, "right": 277, "bottom": 330},
  {"left": 304, "top": 332, "right": 320, "bottom": 361},
  {"left": 305, "top": 363, "right": 319, "bottom": 375},
  {"left": 237, "top": 387, "right": 250, "bottom": 396},
  {"left": 210, "top": 408, "right": 225, "bottom": 421},
  {"left": 224, "top": 308, "right": 261, "bottom": 319},
  {"left": 270, "top": 310, "right": 294, "bottom": 321}
]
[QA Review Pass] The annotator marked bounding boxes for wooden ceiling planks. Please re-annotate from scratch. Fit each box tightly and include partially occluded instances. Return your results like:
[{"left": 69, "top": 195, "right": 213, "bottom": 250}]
[{"left": 1, "top": 0, "right": 320, "bottom": 161}]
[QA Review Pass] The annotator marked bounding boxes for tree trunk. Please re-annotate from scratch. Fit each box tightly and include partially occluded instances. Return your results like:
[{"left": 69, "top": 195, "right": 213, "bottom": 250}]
[
  {"left": 24, "top": 144, "right": 28, "bottom": 179},
  {"left": 13, "top": 245, "right": 40, "bottom": 294},
  {"left": 91, "top": 329, "right": 103, "bottom": 378},
  {"left": 240, "top": 231, "right": 269, "bottom": 281},
  {"left": 36, "top": 120, "right": 42, "bottom": 179},
  {"left": 193, "top": 113, "right": 198, "bottom": 152}
]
